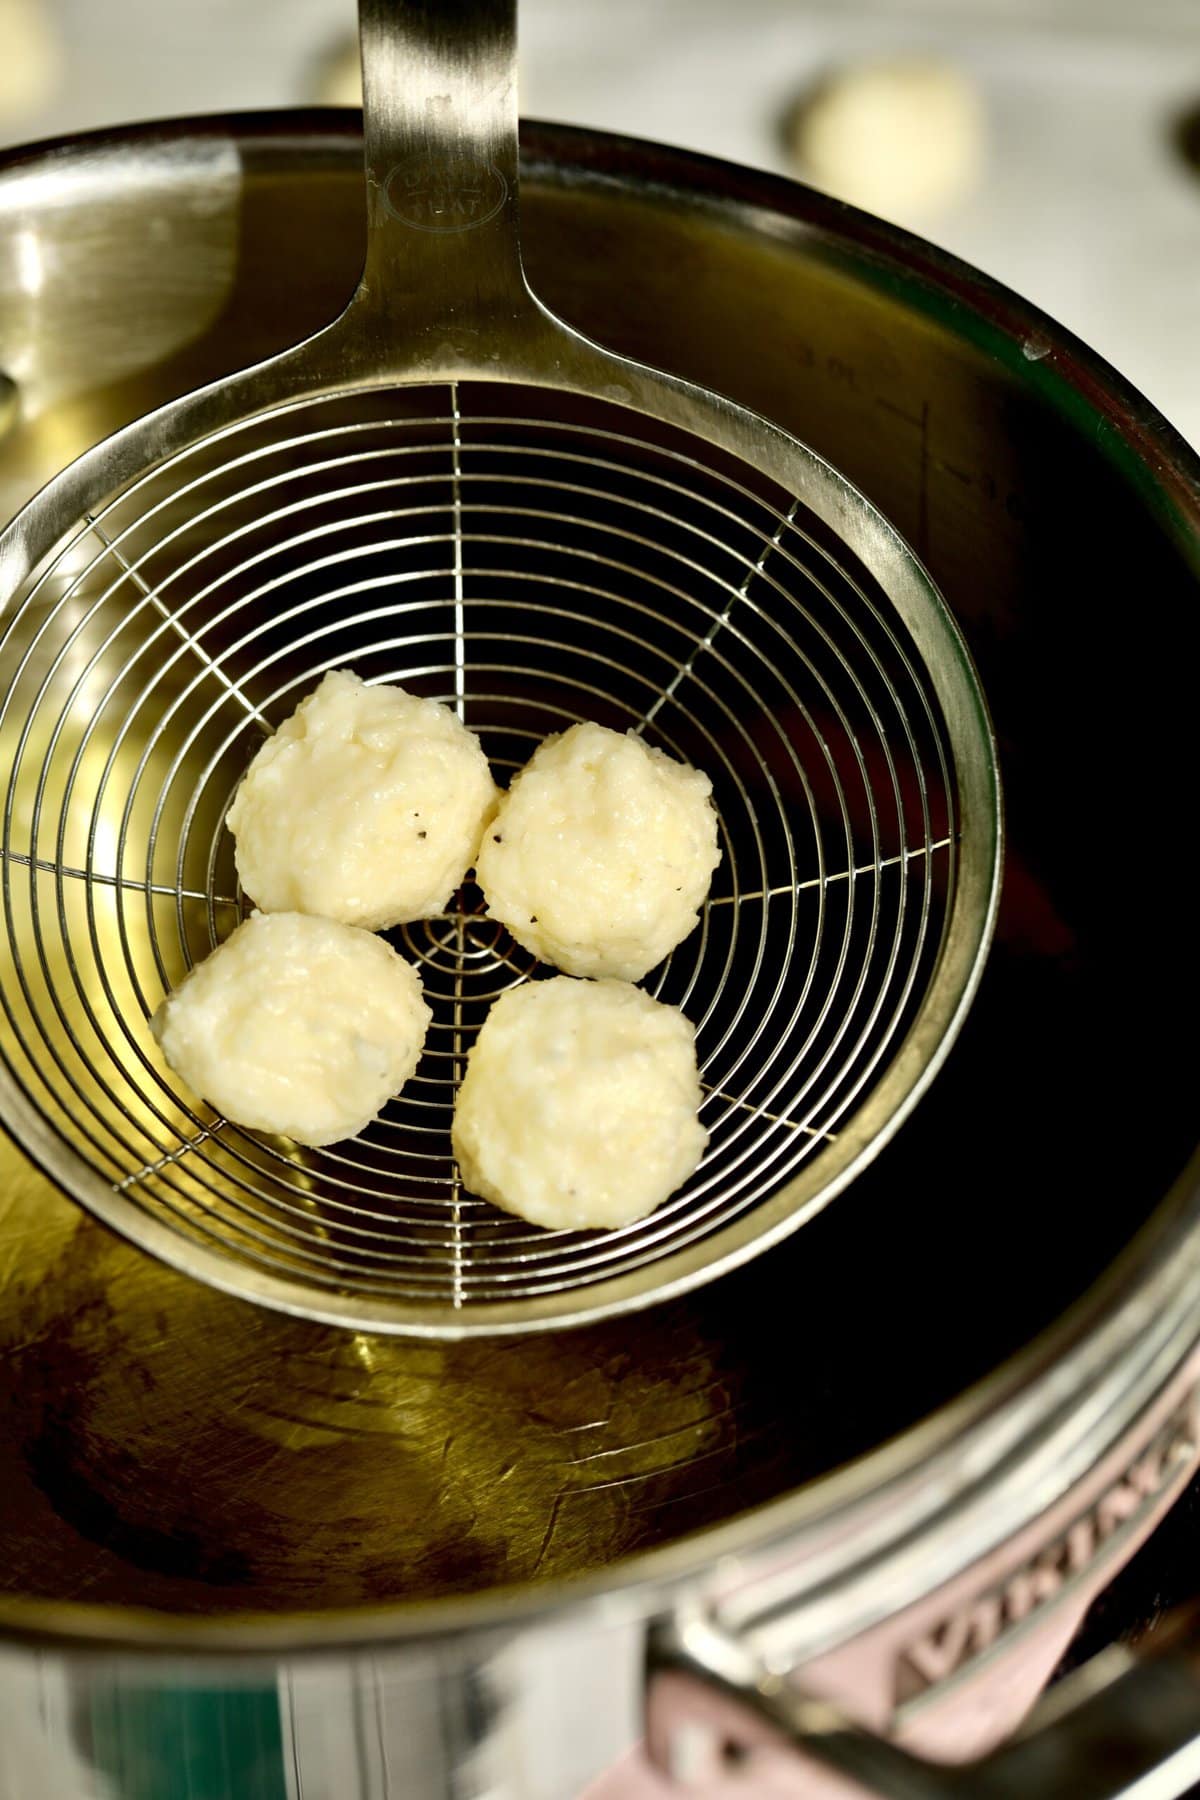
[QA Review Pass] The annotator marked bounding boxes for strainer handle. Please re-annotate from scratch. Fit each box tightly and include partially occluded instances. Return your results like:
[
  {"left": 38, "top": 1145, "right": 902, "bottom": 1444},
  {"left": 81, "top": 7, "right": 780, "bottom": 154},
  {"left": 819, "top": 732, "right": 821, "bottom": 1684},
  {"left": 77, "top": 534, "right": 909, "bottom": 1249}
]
[
  {"left": 350, "top": 0, "right": 534, "bottom": 339},
  {"left": 646, "top": 1602, "right": 1200, "bottom": 1798}
]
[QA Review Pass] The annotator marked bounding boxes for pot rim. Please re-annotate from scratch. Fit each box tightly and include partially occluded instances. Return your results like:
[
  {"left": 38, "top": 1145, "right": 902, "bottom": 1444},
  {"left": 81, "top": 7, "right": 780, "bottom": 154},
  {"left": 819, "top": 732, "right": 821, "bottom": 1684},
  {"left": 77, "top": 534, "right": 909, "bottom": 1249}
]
[{"left": 1, "top": 108, "right": 1198, "bottom": 1656}]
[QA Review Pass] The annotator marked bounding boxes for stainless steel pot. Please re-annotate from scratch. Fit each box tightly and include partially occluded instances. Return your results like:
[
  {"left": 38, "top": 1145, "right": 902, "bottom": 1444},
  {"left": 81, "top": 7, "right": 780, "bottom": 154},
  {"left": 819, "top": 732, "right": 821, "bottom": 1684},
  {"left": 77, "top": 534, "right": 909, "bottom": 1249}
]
[{"left": 1, "top": 112, "right": 1198, "bottom": 1800}]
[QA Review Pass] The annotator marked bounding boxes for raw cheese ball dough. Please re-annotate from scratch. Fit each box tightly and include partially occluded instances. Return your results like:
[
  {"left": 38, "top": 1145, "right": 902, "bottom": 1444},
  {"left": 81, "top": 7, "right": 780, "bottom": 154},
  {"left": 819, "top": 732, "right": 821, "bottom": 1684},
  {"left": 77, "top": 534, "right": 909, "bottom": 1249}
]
[
  {"left": 477, "top": 722, "right": 720, "bottom": 981},
  {"left": 310, "top": 32, "right": 361, "bottom": 106},
  {"left": 790, "top": 57, "right": 984, "bottom": 222},
  {"left": 151, "top": 911, "right": 431, "bottom": 1148},
  {"left": 0, "top": 0, "right": 61, "bottom": 125},
  {"left": 227, "top": 670, "right": 498, "bottom": 929},
  {"left": 452, "top": 977, "right": 708, "bottom": 1231}
]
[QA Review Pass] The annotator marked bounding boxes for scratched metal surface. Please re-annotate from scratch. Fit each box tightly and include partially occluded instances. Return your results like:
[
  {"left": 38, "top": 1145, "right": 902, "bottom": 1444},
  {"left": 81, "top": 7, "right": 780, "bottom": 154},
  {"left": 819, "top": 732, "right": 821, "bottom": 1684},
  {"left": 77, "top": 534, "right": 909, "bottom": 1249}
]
[
  {"left": 0, "top": 1142, "right": 791, "bottom": 1606},
  {"left": 0, "top": 121, "right": 1197, "bottom": 1617}
]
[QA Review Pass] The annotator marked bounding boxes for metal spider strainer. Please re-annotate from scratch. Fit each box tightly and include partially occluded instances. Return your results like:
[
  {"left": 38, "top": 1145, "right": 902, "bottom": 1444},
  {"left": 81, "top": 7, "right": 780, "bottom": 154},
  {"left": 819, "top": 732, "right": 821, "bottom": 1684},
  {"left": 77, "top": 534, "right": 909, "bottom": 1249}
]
[{"left": 0, "top": 0, "right": 1000, "bottom": 1336}]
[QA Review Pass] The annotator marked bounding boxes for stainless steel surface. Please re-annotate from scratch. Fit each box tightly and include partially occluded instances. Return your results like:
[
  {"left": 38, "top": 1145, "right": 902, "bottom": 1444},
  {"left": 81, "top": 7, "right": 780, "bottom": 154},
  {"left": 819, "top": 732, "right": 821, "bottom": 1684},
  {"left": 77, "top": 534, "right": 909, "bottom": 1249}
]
[
  {"left": 0, "top": 0, "right": 1000, "bottom": 1335},
  {"left": 648, "top": 1599, "right": 1200, "bottom": 1799},
  {"left": 0, "top": 110, "right": 1198, "bottom": 1800},
  {"left": 9, "top": 1, "right": 1200, "bottom": 457}
]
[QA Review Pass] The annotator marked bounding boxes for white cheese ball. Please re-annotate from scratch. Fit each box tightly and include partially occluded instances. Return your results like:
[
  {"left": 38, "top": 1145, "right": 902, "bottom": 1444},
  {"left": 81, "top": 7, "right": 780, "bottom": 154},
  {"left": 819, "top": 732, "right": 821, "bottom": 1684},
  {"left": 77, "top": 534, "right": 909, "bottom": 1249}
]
[
  {"left": 477, "top": 723, "right": 720, "bottom": 981},
  {"left": 150, "top": 911, "right": 431, "bottom": 1148},
  {"left": 790, "top": 57, "right": 985, "bottom": 222},
  {"left": 227, "top": 670, "right": 498, "bottom": 929},
  {"left": 453, "top": 978, "right": 707, "bottom": 1230},
  {"left": 0, "top": 0, "right": 60, "bottom": 125}
]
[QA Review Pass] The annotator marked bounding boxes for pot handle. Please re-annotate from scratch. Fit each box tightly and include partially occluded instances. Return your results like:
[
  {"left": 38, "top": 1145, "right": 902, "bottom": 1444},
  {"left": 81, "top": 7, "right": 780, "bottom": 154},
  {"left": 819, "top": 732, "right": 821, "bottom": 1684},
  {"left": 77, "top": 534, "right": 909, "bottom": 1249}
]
[{"left": 646, "top": 1600, "right": 1200, "bottom": 1799}]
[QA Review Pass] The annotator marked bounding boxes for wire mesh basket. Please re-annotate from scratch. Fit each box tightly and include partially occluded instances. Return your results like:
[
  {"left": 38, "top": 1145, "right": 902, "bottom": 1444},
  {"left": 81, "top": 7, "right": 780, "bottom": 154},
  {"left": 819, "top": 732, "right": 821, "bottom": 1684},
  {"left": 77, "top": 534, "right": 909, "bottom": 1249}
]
[{"left": 0, "top": 380, "right": 999, "bottom": 1333}]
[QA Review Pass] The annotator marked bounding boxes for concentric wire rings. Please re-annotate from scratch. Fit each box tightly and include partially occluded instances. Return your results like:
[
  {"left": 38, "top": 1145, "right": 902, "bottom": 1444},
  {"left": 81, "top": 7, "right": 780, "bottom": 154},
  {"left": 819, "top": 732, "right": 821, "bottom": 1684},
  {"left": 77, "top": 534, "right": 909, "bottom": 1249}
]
[{"left": 0, "top": 380, "right": 990, "bottom": 1333}]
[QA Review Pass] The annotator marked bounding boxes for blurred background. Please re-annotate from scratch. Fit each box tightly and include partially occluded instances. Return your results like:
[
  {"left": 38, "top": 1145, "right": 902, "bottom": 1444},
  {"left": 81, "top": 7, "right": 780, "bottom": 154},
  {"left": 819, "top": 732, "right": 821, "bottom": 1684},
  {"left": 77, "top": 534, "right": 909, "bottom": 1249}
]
[{"left": 1, "top": 0, "right": 1198, "bottom": 445}]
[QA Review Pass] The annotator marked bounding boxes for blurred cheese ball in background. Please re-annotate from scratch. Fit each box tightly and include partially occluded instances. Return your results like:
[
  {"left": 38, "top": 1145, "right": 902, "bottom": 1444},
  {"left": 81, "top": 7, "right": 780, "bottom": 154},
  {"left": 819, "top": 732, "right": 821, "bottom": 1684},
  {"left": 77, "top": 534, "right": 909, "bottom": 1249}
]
[
  {"left": 151, "top": 911, "right": 432, "bottom": 1148},
  {"left": 310, "top": 31, "right": 361, "bottom": 108},
  {"left": 477, "top": 722, "right": 720, "bottom": 981},
  {"left": 0, "top": 0, "right": 60, "bottom": 127},
  {"left": 452, "top": 977, "right": 708, "bottom": 1231},
  {"left": 788, "top": 55, "right": 985, "bottom": 224},
  {"left": 228, "top": 670, "right": 498, "bottom": 929}
]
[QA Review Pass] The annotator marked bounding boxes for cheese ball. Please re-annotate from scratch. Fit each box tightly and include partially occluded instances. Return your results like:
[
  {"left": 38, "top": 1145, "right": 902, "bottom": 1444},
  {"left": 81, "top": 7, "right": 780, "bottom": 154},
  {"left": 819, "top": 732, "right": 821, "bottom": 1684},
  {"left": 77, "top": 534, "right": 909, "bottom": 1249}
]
[
  {"left": 789, "top": 57, "right": 985, "bottom": 223},
  {"left": 0, "top": 0, "right": 61, "bottom": 126},
  {"left": 227, "top": 670, "right": 498, "bottom": 929},
  {"left": 476, "top": 722, "right": 720, "bottom": 981},
  {"left": 150, "top": 911, "right": 431, "bottom": 1148},
  {"left": 452, "top": 977, "right": 708, "bottom": 1231}
]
